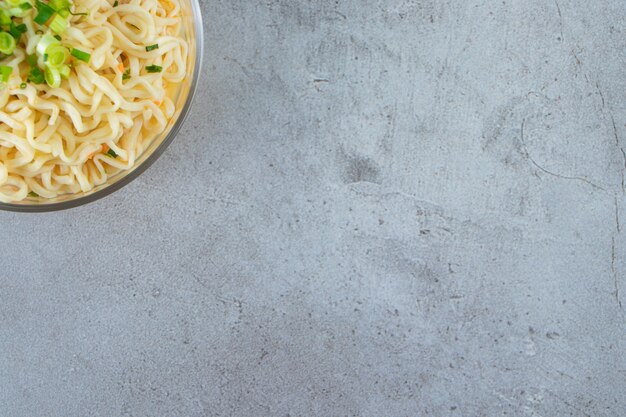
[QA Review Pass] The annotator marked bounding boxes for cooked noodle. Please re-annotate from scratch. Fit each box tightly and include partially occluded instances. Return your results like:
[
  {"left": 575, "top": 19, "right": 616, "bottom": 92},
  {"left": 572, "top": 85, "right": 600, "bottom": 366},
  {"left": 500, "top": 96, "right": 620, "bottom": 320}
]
[{"left": 0, "top": 0, "right": 187, "bottom": 202}]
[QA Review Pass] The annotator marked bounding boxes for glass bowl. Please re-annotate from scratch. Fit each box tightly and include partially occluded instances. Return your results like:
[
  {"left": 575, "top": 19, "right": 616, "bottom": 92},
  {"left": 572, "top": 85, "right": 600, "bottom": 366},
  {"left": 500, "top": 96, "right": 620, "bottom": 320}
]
[{"left": 0, "top": 0, "right": 204, "bottom": 212}]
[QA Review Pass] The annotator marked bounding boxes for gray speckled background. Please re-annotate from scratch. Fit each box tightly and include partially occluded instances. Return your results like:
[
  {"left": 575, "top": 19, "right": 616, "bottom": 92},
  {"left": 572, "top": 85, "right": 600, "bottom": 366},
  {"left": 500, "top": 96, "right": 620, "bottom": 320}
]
[{"left": 1, "top": 1, "right": 626, "bottom": 416}]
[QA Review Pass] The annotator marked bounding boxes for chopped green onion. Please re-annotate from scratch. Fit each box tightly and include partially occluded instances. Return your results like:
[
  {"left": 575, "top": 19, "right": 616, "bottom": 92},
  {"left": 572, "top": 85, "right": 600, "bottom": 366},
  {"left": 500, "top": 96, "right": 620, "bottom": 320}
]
[
  {"left": 106, "top": 148, "right": 117, "bottom": 158},
  {"left": 44, "top": 65, "right": 61, "bottom": 87},
  {"left": 9, "top": 22, "right": 22, "bottom": 41},
  {"left": 0, "top": 32, "right": 16, "bottom": 55},
  {"left": 0, "top": 14, "right": 10, "bottom": 27},
  {"left": 145, "top": 43, "right": 158, "bottom": 52},
  {"left": 122, "top": 69, "right": 130, "bottom": 80},
  {"left": 8, "top": 22, "right": 27, "bottom": 40},
  {"left": 20, "top": 82, "right": 26, "bottom": 89},
  {"left": 28, "top": 191, "right": 39, "bottom": 198},
  {"left": 50, "top": 14, "right": 68, "bottom": 34},
  {"left": 113, "top": 0, "right": 118, "bottom": 6},
  {"left": 0, "top": 10, "right": 10, "bottom": 25},
  {"left": 6, "top": 6, "right": 28, "bottom": 17},
  {"left": 19, "top": 2, "right": 33, "bottom": 10},
  {"left": 67, "top": 10, "right": 88, "bottom": 16},
  {"left": 59, "top": 64, "right": 70, "bottom": 79},
  {"left": 54, "top": 34, "right": 62, "bottom": 41},
  {"left": 48, "top": 0, "right": 70, "bottom": 11},
  {"left": 71, "top": 48, "right": 90, "bottom": 63},
  {"left": 0, "top": 66, "right": 12, "bottom": 82},
  {"left": 45, "top": 44, "right": 68, "bottom": 67},
  {"left": 10, "top": 4, "right": 32, "bottom": 16},
  {"left": 145, "top": 65, "right": 162, "bottom": 73},
  {"left": 43, "top": 53, "right": 48, "bottom": 61},
  {"left": 27, "top": 54, "right": 37, "bottom": 67},
  {"left": 28, "top": 66, "right": 44, "bottom": 84},
  {"left": 34, "top": 0, "right": 56, "bottom": 25},
  {"left": 36, "top": 34, "right": 59, "bottom": 56}
]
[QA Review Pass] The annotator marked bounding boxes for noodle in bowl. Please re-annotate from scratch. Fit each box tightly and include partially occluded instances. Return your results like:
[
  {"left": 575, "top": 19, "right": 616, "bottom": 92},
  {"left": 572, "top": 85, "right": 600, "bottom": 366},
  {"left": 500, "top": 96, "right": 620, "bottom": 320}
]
[{"left": 0, "top": 0, "right": 201, "bottom": 210}]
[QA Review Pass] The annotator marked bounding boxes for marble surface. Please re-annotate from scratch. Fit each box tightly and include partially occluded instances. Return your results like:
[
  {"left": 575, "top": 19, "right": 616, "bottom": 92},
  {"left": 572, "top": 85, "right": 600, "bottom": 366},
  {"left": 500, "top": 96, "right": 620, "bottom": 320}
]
[{"left": 1, "top": 1, "right": 626, "bottom": 415}]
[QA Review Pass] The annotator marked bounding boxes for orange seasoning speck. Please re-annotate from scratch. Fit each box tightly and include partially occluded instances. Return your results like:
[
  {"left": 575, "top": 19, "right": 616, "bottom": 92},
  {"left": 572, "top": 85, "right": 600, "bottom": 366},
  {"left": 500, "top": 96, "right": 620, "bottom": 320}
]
[{"left": 89, "top": 144, "right": 108, "bottom": 159}]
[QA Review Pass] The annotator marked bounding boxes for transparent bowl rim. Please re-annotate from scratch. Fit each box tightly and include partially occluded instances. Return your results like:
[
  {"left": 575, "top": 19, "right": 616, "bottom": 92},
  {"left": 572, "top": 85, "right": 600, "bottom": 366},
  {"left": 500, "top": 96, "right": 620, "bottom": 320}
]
[{"left": 0, "top": 0, "right": 204, "bottom": 213}]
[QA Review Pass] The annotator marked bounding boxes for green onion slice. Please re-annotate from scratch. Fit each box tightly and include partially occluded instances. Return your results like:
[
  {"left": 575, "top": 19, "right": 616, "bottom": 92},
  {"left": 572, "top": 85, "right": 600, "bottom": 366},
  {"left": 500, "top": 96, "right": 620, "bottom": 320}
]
[
  {"left": 45, "top": 44, "right": 68, "bottom": 67},
  {"left": 50, "top": 14, "right": 68, "bottom": 34},
  {"left": 0, "top": 10, "right": 10, "bottom": 25},
  {"left": 8, "top": 22, "right": 27, "bottom": 40},
  {"left": 6, "top": 0, "right": 31, "bottom": 7},
  {"left": 34, "top": 0, "right": 56, "bottom": 25},
  {"left": 145, "top": 65, "right": 162, "bottom": 73},
  {"left": 71, "top": 48, "right": 90, "bottom": 63},
  {"left": 28, "top": 66, "right": 44, "bottom": 84},
  {"left": 59, "top": 64, "right": 70, "bottom": 79},
  {"left": 0, "top": 66, "right": 13, "bottom": 83},
  {"left": 48, "top": 0, "right": 70, "bottom": 11},
  {"left": 27, "top": 54, "right": 37, "bottom": 67},
  {"left": 145, "top": 43, "right": 158, "bottom": 52},
  {"left": 0, "top": 32, "right": 17, "bottom": 55},
  {"left": 36, "top": 34, "right": 59, "bottom": 56},
  {"left": 7, "top": 6, "right": 30, "bottom": 16},
  {"left": 44, "top": 65, "right": 61, "bottom": 87}
]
